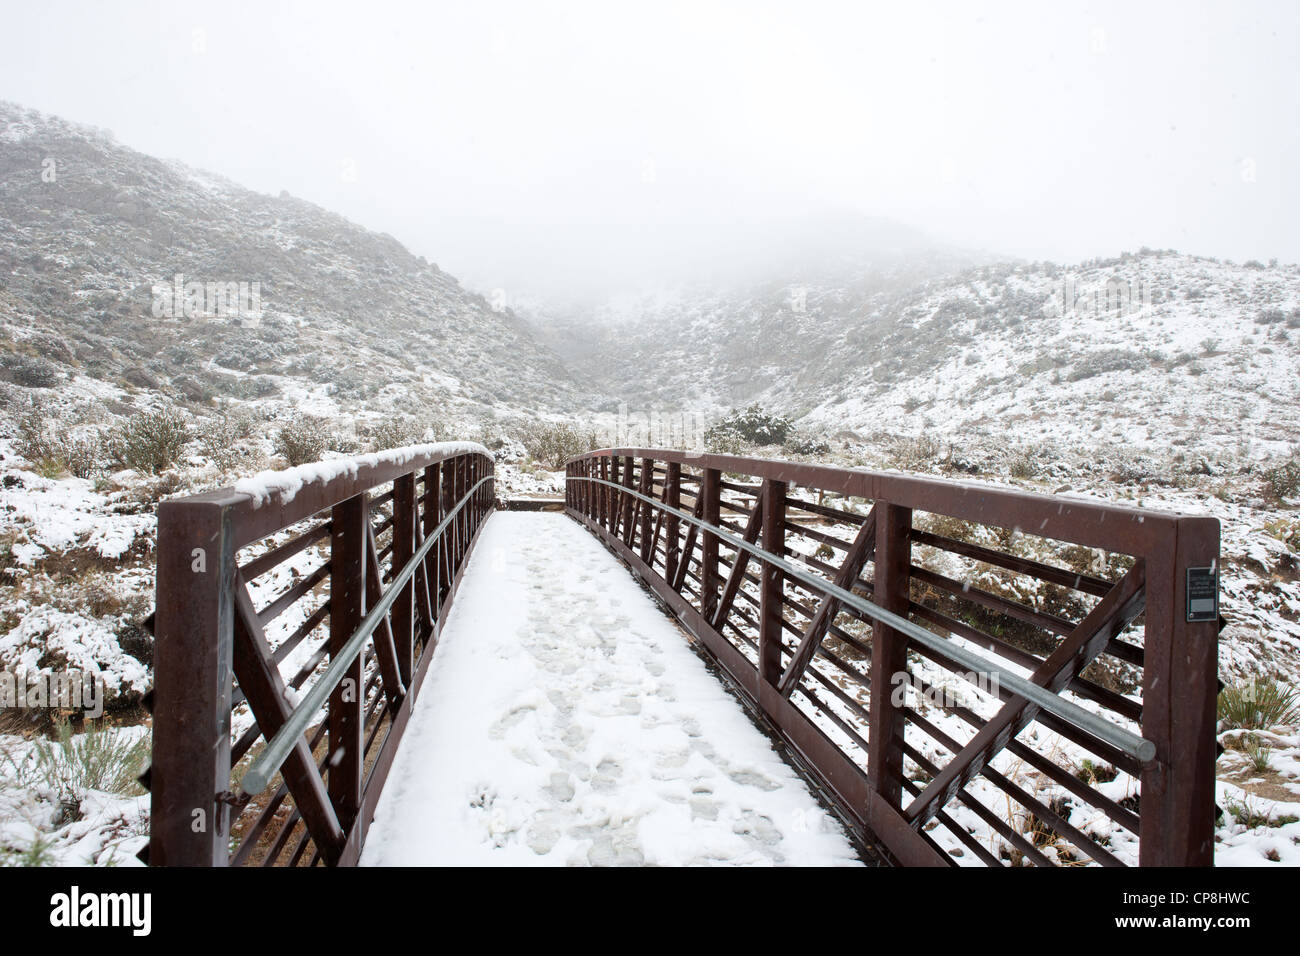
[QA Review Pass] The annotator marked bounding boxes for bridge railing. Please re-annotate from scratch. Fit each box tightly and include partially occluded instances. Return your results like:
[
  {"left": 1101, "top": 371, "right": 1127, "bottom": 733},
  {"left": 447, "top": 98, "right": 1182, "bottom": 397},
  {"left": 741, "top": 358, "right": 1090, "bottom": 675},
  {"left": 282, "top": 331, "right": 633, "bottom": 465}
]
[
  {"left": 565, "top": 449, "right": 1220, "bottom": 867},
  {"left": 144, "top": 442, "right": 494, "bottom": 866}
]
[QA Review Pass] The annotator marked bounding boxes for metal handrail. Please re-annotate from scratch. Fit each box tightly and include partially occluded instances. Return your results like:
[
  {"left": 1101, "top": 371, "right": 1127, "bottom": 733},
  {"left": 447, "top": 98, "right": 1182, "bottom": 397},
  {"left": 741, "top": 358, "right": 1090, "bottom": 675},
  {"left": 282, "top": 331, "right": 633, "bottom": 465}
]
[
  {"left": 241, "top": 474, "right": 495, "bottom": 795},
  {"left": 566, "top": 473, "right": 1157, "bottom": 764}
]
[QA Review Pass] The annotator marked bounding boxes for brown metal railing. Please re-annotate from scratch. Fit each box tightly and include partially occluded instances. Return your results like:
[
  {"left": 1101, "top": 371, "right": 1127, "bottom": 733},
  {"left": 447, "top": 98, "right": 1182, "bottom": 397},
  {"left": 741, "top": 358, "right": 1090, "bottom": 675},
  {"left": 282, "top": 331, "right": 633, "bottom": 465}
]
[
  {"left": 144, "top": 444, "right": 494, "bottom": 866},
  {"left": 565, "top": 449, "right": 1221, "bottom": 867}
]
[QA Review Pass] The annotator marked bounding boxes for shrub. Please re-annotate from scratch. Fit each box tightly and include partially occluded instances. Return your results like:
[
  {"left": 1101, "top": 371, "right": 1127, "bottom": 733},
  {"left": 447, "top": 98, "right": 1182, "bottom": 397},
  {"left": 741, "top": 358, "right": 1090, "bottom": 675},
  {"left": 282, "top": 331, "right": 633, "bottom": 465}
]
[
  {"left": 1262, "top": 453, "right": 1300, "bottom": 500},
  {"left": 15, "top": 403, "right": 102, "bottom": 478},
  {"left": 15, "top": 402, "right": 59, "bottom": 463},
  {"left": 4, "top": 721, "right": 150, "bottom": 803},
  {"left": 706, "top": 405, "right": 792, "bottom": 446},
  {"left": 703, "top": 425, "right": 748, "bottom": 455},
  {"left": 274, "top": 415, "right": 331, "bottom": 466},
  {"left": 1066, "top": 348, "right": 1147, "bottom": 382},
  {"left": 888, "top": 435, "right": 941, "bottom": 471},
  {"left": 61, "top": 434, "right": 102, "bottom": 479},
  {"left": 1218, "top": 678, "right": 1299, "bottom": 731},
  {"left": 519, "top": 421, "right": 597, "bottom": 469},
  {"left": 783, "top": 431, "right": 831, "bottom": 456},
  {"left": 0, "top": 831, "right": 59, "bottom": 866},
  {"left": 198, "top": 410, "right": 260, "bottom": 471},
  {"left": 366, "top": 417, "right": 437, "bottom": 453},
  {"left": 1006, "top": 448, "right": 1039, "bottom": 479},
  {"left": 1223, "top": 795, "right": 1298, "bottom": 830},
  {"left": 1246, "top": 742, "right": 1273, "bottom": 773},
  {"left": 0, "top": 353, "right": 61, "bottom": 388},
  {"left": 106, "top": 408, "right": 191, "bottom": 474}
]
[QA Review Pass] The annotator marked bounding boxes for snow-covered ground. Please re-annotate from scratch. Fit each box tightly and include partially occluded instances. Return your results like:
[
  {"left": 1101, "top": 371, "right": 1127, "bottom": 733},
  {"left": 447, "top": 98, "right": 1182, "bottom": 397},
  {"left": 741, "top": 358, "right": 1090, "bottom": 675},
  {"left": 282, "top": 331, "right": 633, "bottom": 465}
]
[{"left": 361, "top": 512, "right": 862, "bottom": 866}]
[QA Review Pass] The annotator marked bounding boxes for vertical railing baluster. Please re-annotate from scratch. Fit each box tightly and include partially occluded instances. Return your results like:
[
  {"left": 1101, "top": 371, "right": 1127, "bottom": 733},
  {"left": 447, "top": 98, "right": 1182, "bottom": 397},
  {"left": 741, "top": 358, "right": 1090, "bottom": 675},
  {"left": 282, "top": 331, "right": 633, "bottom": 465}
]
[
  {"left": 602, "top": 457, "right": 611, "bottom": 530},
  {"left": 424, "top": 463, "right": 441, "bottom": 619},
  {"left": 609, "top": 456, "right": 621, "bottom": 537},
  {"left": 638, "top": 457, "right": 654, "bottom": 558},
  {"left": 701, "top": 467, "right": 721, "bottom": 622},
  {"left": 440, "top": 459, "right": 454, "bottom": 597},
  {"left": 392, "top": 473, "right": 416, "bottom": 686},
  {"left": 866, "top": 502, "right": 911, "bottom": 810},
  {"left": 621, "top": 455, "right": 635, "bottom": 546},
  {"left": 758, "top": 478, "right": 786, "bottom": 688},
  {"left": 664, "top": 460, "right": 681, "bottom": 587},
  {"left": 329, "top": 492, "right": 367, "bottom": 831}
]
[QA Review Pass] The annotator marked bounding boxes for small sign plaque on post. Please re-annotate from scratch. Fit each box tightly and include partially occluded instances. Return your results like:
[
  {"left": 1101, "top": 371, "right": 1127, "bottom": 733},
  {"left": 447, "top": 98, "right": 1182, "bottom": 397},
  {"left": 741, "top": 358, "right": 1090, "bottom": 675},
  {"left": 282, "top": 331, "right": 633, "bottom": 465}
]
[{"left": 1186, "top": 566, "right": 1218, "bottom": 622}]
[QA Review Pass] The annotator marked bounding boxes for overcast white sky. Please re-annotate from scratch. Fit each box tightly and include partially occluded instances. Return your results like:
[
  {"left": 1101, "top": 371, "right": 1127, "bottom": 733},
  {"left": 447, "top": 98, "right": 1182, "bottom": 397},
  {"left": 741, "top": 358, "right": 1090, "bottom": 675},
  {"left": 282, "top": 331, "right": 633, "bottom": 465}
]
[{"left": 3, "top": 1, "right": 1297, "bottom": 298}]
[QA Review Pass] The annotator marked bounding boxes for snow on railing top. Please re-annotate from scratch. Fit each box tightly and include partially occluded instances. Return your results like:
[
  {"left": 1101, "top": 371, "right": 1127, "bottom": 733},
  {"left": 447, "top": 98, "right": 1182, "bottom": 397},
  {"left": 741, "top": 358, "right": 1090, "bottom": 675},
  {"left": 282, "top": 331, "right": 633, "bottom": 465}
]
[{"left": 233, "top": 441, "right": 491, "bottom": 508}]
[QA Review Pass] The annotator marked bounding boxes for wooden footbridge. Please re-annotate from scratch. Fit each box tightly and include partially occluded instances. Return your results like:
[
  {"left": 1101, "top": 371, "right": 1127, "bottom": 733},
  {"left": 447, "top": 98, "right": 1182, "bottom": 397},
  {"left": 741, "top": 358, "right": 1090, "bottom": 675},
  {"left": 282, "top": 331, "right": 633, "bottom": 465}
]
[{"left": 140, "top": 444, "right": 1221, "bottom": 866}]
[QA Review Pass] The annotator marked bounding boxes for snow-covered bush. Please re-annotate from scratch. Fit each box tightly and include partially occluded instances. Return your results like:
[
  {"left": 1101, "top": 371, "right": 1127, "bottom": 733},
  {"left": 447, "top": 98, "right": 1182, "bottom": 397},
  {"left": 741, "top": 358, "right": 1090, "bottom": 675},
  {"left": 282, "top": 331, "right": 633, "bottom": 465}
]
[
  {"left": 60, "top": 434, "right": 101, "bottom": 479},
  {"left": 14, "top": 403, "right": 102, "bottom": 478},
  {"left": 274, "top": 414, "right": 331, "bottom": 465},
  {"left": 105, "top": 408, "right": 191, "bottom": 475},
  {"left": 706, "top": 404, "right": 792, "bottom": 447},
  {"left": 783, "top": 430, "right": 831, "bottom": 456},
  {"left": 519, "top": 421, "right": 597, "bottom": 470},
  {"left": 366, "top": 416, "right": 439, "bottom": 453},
  {"left": 197, "top": 410, "right": 261, "bottom": 471},
  {"left": 0, "top": 353, "right": 61, "bottom": 388},
  {"left": 1262, "top": 453, "right": 1300, "bottom": 501}
]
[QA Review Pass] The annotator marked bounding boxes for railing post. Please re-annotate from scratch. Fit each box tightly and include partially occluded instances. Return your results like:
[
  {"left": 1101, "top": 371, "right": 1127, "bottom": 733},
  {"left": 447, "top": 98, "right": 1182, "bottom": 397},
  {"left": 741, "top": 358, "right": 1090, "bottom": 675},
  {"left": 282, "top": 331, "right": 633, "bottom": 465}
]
[
  {"left": 466, "top": 456, "right": 477, "bottom": 541},
  {"left": 149, "top": 497, "right": 237, "bottom": 866},
  {"left": 424, "top": 463, "right": 441, "bottom": 616},
  {"left": 867, "top": 502, "right": 912, "bottom": 809},
  {"left": 638, "top": 457, "right": 654, "bottom": 561},
  {"left": 664, "top": 461, "right": 681, "bottom": 587},
  {"left": 1140, "top": 515, "right": 1220, "bottom": 866},
  {"left": 604, "top": 457, "right": 614, "bottom": 531},
  {"left": 611, "top": 456, "right": 620, "bottom": 537},
  {"left": 701, "top": 467, "right": 722, "bottom": 622},
  {"left": 759, "top": 479, "right": 787, "bottom": 687},
  {"left": 620, "top": 455, "right": 636, "bottom": 545},
  {"left": 439, "top": 460, "right": 455, "bottom": 599},
  {"left": 392, "top": 473, "right": 416, "bottom": 686},
  {"left": 452, "top": 457, "right": 463, "bottom": 567},
  {"left": 460, "top": 456, "right": 470, "bottom": 558},
  {"left": 329, "top": 492, "right": 367, "bottom": 831}
]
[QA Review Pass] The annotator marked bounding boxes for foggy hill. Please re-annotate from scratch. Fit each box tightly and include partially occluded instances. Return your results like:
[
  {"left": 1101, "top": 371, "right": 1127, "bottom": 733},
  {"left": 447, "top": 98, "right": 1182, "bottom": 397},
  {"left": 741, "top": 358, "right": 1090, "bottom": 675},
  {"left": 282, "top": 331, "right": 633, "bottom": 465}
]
[
  {"left": 0, "top": 101, "right": 591, "bottom": 418},
  {"left": 534, "top": 250, "right": 1300, "bottom": 466}
]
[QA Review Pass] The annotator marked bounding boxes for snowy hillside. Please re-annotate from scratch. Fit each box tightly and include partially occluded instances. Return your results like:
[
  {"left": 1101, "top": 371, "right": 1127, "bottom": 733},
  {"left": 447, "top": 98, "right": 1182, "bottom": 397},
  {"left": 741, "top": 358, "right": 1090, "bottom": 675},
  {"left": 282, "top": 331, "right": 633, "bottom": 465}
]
[
  {"left": 801, "top": 252, "right": 1300, "bottom": 459},
  {"left": 535, "top": 250, "right": 1300, "bottom": 465},
  {"left": 0, "top": 101, "right": 592, "bottom": 419}
]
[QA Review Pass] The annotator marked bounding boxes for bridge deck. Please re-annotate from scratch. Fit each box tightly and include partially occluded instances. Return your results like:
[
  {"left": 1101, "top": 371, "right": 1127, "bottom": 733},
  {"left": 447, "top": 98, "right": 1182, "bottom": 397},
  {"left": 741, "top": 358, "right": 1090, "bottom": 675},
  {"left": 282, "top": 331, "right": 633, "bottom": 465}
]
[{"left": 361, "top": 512, "right": 861, "bottom": 866}]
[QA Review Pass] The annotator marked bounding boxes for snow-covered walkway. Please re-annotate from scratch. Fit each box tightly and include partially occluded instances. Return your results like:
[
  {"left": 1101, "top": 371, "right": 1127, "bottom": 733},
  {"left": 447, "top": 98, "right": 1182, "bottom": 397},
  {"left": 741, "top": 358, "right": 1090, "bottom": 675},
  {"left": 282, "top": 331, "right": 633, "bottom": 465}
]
[{"left": 361, "top": 512, "right": 862, "bottom": 866}]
